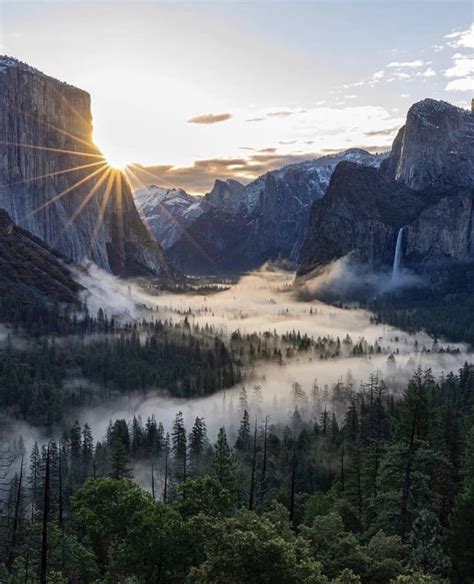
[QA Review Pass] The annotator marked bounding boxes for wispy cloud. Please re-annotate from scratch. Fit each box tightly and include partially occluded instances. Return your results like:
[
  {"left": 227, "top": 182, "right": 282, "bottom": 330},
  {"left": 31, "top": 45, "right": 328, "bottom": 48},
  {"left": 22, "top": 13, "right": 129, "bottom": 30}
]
[
  {"left": 364, "top": 126, "right": 400, "bottom": 137},
  {"left": 187, "top": 113, "right": 232, "bottom": 124},
  {"left": 387, "top": 59, "right": 425, "bottom": 68},
  {"left": 266, "top": 110, "right": 294, "bottom": 118},
  {"left": 445, "top": 24, "right": 474, "bottom": 50}
]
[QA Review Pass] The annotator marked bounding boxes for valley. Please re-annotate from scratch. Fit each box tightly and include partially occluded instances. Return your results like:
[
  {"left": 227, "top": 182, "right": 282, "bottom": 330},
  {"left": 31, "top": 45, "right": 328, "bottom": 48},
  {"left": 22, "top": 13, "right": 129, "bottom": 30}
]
[{"left": 0, "top": 13, "right": 473, "bottom": 580}]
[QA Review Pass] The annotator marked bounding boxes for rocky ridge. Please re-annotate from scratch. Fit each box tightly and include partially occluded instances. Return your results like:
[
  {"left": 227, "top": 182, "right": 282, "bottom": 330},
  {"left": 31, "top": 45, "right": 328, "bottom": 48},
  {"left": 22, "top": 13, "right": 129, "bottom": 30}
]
[
  {"left": 165, "top": 149, "right": 385, "bottom": 274},
  {"left": 298, "top": 99, "right": 474, "bottom": 282}
]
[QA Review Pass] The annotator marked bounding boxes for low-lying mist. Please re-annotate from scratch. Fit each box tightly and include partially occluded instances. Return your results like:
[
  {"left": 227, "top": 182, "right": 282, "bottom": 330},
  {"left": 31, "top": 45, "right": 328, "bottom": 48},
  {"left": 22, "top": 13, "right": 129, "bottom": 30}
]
[
  {"left": 66, "top": 264, "right": 469, "bottom": 439},
  {"left": 297, "top": 254, "right": 426, "bottom": 304},
  {"left": 2, "top": 262, "right": 471, "bottom": 484}
]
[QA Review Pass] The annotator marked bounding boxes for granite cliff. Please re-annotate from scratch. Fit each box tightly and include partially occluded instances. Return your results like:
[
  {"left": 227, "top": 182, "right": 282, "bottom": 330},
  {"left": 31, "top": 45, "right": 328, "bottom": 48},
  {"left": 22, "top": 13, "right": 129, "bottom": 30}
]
[
  {"left": 0, "top": 57, "right": 170, "bottom": 279},
  {"left": 298, "top": 99, "right": 474, "bottom": 283}
]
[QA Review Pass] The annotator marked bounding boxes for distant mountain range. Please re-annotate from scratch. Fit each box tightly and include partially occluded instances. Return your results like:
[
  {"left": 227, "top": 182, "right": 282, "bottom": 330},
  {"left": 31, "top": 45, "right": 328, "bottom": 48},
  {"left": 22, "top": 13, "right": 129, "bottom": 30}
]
[{"left": 135, "top": 149, "right": 385, "bottom": 274}]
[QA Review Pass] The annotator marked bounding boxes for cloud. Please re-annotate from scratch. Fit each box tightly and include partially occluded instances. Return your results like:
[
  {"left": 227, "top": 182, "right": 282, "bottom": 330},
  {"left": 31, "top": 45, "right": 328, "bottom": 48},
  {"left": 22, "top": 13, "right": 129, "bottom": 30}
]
[
  {"left": 445, "top": 78, "right": 473, "bottom": 92},
  {"left": 444, "top": 52, "right": 473, "bottom": 92},
  {"left": 445, "top": 24, "right": 474, "bottom": 49},
  {"left": 445, "top": 53, "right": 474, "bottom": 78},
  {"left": 128, "top": 104, "right": 403, "bottom": 194},
  {"left": 419, "top": 68, "right": 436, "bottom": 78},
  {"left": 266, "top": 110, "right": 294, "bottom": 118},
  {"left": 129, "top": 152, "right": 320, "bottom": 195},
  {"left": 387, "top": 59, "right": 425, "bottom": 68},
  {"left": 393, "top": 71, "right": 411, "bottom": 79},
  {"left": 187, "top": 113, "right": 232, "bottom": 124},
  {"left": 342, "top": 81, "right": 364, "bottom": 89},
  {"left": 364, "top": 126, "right": 400, "bottom": 137},
  {"left": 240, "top": 147, "right": 277, "bottom": 153},
  {"left": 319, "top": 145, "right": 389, "bottom": 155},
  {"left": 245, "top": 117, "right": 266, "bottom": 123}
]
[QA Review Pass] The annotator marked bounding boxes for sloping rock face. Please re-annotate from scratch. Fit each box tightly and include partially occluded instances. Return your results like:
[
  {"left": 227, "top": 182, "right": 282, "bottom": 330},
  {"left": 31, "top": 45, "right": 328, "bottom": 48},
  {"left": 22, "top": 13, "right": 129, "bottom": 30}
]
[
  {"left": 167, "top": 149, "right": 384, "bottom": 275},
  {"left": 0, "top": 57, "right": 170, "bottom": 279},
  {"left": 0, "top": 209, "right": 82, "bottom": 304},
  {"left": 298, "top": 99, "right": 474, "bottom": 282}
]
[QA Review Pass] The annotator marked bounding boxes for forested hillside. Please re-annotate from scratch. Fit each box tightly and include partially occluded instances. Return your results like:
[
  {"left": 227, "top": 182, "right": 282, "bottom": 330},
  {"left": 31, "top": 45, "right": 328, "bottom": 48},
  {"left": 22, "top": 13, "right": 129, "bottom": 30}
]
[{"left": 1, "top": 366, "right": 473, "bottom": 582}]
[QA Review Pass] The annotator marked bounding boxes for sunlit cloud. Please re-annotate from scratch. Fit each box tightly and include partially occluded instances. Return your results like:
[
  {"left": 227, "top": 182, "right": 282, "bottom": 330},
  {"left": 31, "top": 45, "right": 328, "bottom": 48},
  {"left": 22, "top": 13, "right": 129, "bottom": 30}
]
[
  {"left": 187, "top": 113, "right": 232, "bottom": 124},
  {"left": 130, "top": 152, "right": 321, "bottom": 195},
  {"left": 364, "top": 126, "right": 400, "bottom": 137}
]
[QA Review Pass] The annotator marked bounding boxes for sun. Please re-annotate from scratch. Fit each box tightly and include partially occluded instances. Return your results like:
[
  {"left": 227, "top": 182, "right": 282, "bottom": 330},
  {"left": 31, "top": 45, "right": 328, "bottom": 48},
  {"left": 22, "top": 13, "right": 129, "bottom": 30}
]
[{"left": 106, "top": 154, "right": 131, "bottom": 171}]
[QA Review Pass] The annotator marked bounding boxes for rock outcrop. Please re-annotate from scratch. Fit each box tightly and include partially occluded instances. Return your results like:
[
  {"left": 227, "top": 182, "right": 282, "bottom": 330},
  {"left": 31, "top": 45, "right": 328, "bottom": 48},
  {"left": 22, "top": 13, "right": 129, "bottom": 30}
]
[
  {"left": 383, "top": 99, "right": 474, "bottom": 191},
  {"left": 0, "top": 57, "right": 171, "bottom": 279},
  {"left": 298, "top": 99, "right": 474, "bottom": 283}
]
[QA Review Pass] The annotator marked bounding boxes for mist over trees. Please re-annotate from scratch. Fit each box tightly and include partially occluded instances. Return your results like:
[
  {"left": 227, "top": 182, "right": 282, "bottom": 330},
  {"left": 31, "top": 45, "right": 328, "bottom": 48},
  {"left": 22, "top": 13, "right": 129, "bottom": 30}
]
[{"left": 0, "top": 365, "right": 473, "bottom": 582}]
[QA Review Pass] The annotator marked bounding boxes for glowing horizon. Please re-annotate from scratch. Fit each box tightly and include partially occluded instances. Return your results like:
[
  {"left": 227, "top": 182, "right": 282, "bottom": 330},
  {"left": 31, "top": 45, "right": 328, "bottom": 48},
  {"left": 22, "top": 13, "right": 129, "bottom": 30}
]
[{"left": 2, "top": 1, "right": 472, "bottom": 194}]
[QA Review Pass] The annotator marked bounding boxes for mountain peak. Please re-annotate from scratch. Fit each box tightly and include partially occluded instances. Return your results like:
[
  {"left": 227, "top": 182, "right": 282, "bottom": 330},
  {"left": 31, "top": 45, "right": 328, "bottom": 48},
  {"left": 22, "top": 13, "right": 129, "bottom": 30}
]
[{"left": 385, "top": 97, "right": 474, "bottom": 191}]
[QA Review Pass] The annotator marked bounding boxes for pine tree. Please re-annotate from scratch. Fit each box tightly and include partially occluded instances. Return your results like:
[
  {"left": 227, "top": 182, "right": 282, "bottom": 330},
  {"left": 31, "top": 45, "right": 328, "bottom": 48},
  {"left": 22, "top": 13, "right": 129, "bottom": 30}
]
[
  {"left": 235, "top": 410, "right": 251, "bottom": 451},
  {"left": 172, "top": 412, "right": 187, "bottom": 482},
  {"left": 213, "top": 427, "right": 234, "bottom": 490},
  {"left": 81, "top": 424, "right": 94, "bottom": 481},
  {"left": 188, "top": 417, "right": 208, "bottom": 476}
]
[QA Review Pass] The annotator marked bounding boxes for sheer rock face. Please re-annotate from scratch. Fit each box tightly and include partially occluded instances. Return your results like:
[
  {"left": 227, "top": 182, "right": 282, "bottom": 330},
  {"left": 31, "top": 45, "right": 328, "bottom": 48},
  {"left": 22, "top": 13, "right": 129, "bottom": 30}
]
[
  {"left": 205, "top": 179, "right": 247, "bottom": 214},
  {"left": 383, "top": 99, "right": 474, "bottom": 191},
  {"left": 0, "top": 57, "right": 171, "bottom": 279},
  {"left": 298, "top": 100, "right": 474, "bottom": 281}
]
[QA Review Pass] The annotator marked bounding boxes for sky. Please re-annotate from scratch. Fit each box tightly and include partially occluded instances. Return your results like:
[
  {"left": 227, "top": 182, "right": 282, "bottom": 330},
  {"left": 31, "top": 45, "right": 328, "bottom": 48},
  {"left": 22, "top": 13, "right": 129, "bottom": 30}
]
[{"left": 1, "top": 1, "right": 473, "bottom": 194}]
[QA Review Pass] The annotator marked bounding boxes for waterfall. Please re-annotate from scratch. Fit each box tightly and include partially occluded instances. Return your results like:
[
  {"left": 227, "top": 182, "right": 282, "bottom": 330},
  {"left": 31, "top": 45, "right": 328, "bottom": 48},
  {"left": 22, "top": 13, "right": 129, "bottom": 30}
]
[{"left": 392, "top": 227, "right": 405, "bottom": 283}]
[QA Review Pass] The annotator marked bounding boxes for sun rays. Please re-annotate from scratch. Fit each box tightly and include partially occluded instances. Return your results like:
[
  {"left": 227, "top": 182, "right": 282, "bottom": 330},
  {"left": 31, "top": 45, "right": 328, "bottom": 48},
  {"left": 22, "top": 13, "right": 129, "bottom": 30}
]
[
  {"left": 0, "top": 89, "right": 214, "bottom": 268},
  {"left": 124, "top": 164, "right": 215, "bottom": 266}
]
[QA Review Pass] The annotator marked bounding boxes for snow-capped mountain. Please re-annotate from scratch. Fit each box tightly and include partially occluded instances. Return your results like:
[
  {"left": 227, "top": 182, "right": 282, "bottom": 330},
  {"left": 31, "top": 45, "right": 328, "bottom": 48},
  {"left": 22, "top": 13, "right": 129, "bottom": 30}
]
[
  {"left": 133, "top": 185, "right": 203, "bottom": 249},
  {"left": 167, "top": 148, "right": 386, "bottom": 274}
]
